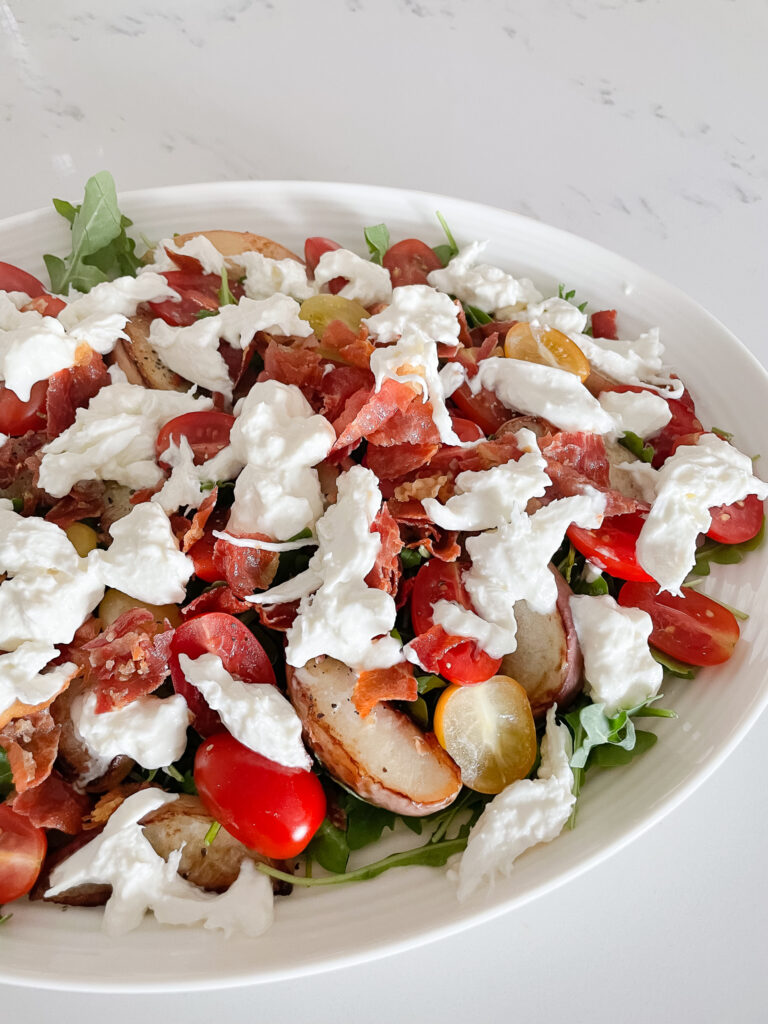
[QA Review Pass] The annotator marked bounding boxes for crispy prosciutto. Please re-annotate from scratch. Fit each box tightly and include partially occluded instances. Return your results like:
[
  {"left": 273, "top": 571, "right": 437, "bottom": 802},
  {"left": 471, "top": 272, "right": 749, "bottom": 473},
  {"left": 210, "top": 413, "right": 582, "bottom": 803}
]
[
  {"left": 81, "top": 609, "right": 174, "bottom": 713},
  {"left": 318, "top": 365, "right": 374, "bottom": 421},
  {"left": 255, "top": 600, "right": 299, "bottom": 632},
  {"left": 331, "top": 379, "right": 417, "bottom": 452},
  {"left": 212, "top": 532, "right": 279, "bottom": 598},
  {"left": 0, "top": 430, "right": 47, "bottom": 514},
  {"left": 541, "top": 431, "right": 642, "bottom": 516},
  {"left": 181, "top": 585, "right": 252, "bottom": 619},
  {"left": 318, "top": 319, "right": 374, "bottom": 370},
  {"left": 388, "top": 499, "right": 461, "bottom": 562},
  {"left": 364, "top": 441, "right": 440, "bottom": 481},
  {"left": 351, "top": 662, "right": 418, "bottom": 718},
  {"left": 46, "top": 350, "right": 110, "bottom": 439},
  {"left": 260, "top": 339, "right": 326, "bottom": 401},
  {"left": 407, "top": 624, "right": 466, "bottom": 674},
  {"left": 176, "top": 487, "right": 218, "bottom": 553},
  {"left": 11, "top": 771, "right": 91, "bottom": 834},
  {"left": 44, "top": 480, "right": 107, "bottom": 529},
  {"left": 364, "top": 502, "right": 403, "bottom": 596},
  {"left": 0, "top": 708, "right": 60, "bottom": 794}
]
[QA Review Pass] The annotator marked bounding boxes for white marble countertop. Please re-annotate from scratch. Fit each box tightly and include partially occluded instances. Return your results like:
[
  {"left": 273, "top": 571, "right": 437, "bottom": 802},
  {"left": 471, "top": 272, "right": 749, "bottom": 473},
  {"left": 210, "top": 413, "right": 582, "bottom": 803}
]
[{"left": 1, "top": 0, "right": 767, "bottom": 1020}]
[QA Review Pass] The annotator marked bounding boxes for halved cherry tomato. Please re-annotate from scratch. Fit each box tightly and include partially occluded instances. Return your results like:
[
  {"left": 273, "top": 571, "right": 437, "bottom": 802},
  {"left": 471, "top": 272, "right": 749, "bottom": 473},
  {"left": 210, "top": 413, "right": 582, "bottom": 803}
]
[
  {"left": 0, "top": 261, "right": 48, "bottom": 297},
  {"left": 169, "top": 612, "right": 276, "bottom": 735},
  {"left": 591, "top": 309, "right": 618, "bottom": 340},
  {"left": 708, "top": 493, "right": 764, "bottom": 544},
  {"left": 22, "top": 294, "right": 67, "bottom": 317},
  {"left": 450, "top": 415, "right": 485, "bottom": 443},
  {"left": 383, "top": 239, "right": 442, "bottom": 287},
  {"left": 148, "top": 270, "right": 241, "bottom": 327},
  {"left": 411, "top": 560, "right": 502, "bottom": 684},
  {"left": 649, "top": 389, "right": 703, "bottom": 467},
  {"left": 0, "top": 379, "right": 48, "bottom": 436},
  {"left": 156, "top": 410, "right": 235, "bottom": 466},
  {"left": 187, "top": 509, "right": 228, "bottom": 583},
  {"left": 449, "top": 381, "right": 507, "bottom": 436},
  {"left": 618, "top": 581, "right": 740, "bottom": 666},
  {"left": 304, "top": 236, "right": 345, "bottom": 294},
  {"left": 194, "top": 732, "right": 326, "bottom": 859},
  {"left": 0, "top": 804, "right": 47, "bottom": 904},
  {"left": 567, "top": 512, "right": 655, "bottom": 583}
]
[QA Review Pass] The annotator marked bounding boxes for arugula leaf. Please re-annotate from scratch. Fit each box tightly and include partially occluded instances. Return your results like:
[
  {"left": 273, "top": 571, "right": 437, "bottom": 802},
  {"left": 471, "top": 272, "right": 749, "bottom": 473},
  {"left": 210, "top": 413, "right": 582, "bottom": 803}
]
[
  {"left": 556, "top": 542, "right": 577, "bottom": 584},
  {"left": 689, "top": 517, "right": 765, "bottom": 577},
  {"left": 567, "top": 703, "right": 637, "bottom": 770},
  {"left": 409, "top": 696, "right": 430, "bottom": 729},
  {"left": 618, "top": 431, "right": 655, "bottom": 463},
  {"left": 711, "top": 426, "right": 734, "bottom": 442},
  {"left": 650, "top": 647, "right": 698, "bottom": 679},
  {"left": 461, "top": 302, "right": 493, "bottom": 328},
  {"left": 0, "top": 745, "right": 12, "bottom": 799},
  {"left": 432, "top": 210, "right": 459, "bottom": 267},
  {"left": 417, "top": 673, "right": 447, "bottom": 695},
  {"left": 44, "top": 171, "right": 141, "bottom": 293},
  {"left": 571, "top": 572, "right": 610, "bottom": 597},
  {"left": 0, "top": 913, "right": 11, "bottom": 926},
  {"left": 400, "top": 545, "right": 430, "bottom": 570},
  {"left": 592, "top": 729, "right": 657, "bottom": 767},
  {"left": 363, "top": 223, "right": 391, "bottom": 265},
  {"left": 203, "top": 821, "right": 221, "bottom": 846},
  {"left": 306, "top": 819, "right": 350, "bottom": 873},
  {"left": 195, "top": 309, "right": 219, "bottom": 320},
  {"left": 218, "top": 266, "right": 237, "bottom": 306}
]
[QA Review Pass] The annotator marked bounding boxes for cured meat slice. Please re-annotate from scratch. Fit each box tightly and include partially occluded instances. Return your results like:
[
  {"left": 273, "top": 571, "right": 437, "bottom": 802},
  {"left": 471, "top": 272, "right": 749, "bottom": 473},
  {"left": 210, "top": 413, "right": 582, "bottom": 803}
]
[
  {"left": 82, "top": 609, "right": 174, "bottom": 713},
  {"left": 364, "top": 503, "right": 403, "bottom": 596},
  {"left": 364, "top": 441, "right": 439, "bottom": 481},
  {"left": 351, "top": 663, "right": 418, "bottom": 718},
  {"left": 11, "top": 771, "right": 91, "bottom": 833},
  {"left": 0, "top": 708, "right": 60, "bottom": 793},
  {"left": 319, "top": 319, "right": 374, "bottom": 369},
  {"left": 181, "top": 586, "right": 252, "bottom": 619},
  {"left": 388, "top": 499, "right": 461, "bottom": 562},
  {"left": 46, "top": 350, "right": 110, "bottom": 440},
  {"left": 331, "top": 379, "right": 416, "bottom": 452},
  {"left": 213, "top": 532, "right": 279, "bottom": 598}
]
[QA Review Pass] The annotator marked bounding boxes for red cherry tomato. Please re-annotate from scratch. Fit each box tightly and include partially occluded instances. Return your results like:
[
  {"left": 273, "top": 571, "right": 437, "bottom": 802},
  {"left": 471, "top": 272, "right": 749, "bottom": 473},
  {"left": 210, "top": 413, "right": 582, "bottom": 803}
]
[
  {"left": 148, "top": 271, "right": 244, "bottom": 327},
  {"left": 169, "top": 613, "right": 276, "bottom": 735},
  {"left": 707, "top": 493, "right": 764, "bottom": 544},
  {"left": 195, "top": 732, "right": 325, "bottom": 859},
  {"left": 0, "top": 261, "right": 48, "bottom": 297},
  {"left": 187, "top": 509, "right": 228, "bottom": 583},
  {"left": 22, "top": 294, "right": 67, "bottom": 317},
  {"left": 0, "top": 379, "right": 48, "bottom": 436},
  {"left": 590, "top": 309, "right": 618, "bottom": 340},
  {"left": 618, "top": 581, "right": 740, "bottom": 666},
  {"left": 0, "top": 804, "right": 47, "bottom": 904},
  {"left": 410, "top": 560, "right": 502, "bottom": 684},
  {"left": 304, "top": 237, "right": 345, "bottom": 294},
  {"left": 449, "top": 381, "right": 508, "bottom": 436},
  {"left": 156, "top": 410, "right": 235, "bottom": 466},
  {"left": 382, "top": 239, "right": 442, "bottom": 287},
  {"left": 450, "top": 415, "right": 485, "bottom": 443},
  {"left": 650, "top": 391, "right": 703, "bottom": 467},
  {"left": 567, "top": 512, "right": 655, "bottom": 583}
]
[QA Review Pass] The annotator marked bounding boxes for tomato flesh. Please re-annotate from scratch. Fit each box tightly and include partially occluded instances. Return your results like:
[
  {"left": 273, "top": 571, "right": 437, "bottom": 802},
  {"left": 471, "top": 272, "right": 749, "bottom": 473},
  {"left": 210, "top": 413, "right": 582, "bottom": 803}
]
[
  {"left": 707, "top": 493, "right": 764, "bottom": 544},
  {"left": 449, "top": 381, "right": 507, "bottom": 436},
  {"left": 194, "top": 732, "right": 326, "bottom": 859},
  {"left": 0, "top": 261, "right": 48, "bottom": 297},
  {"left": 411, "top": 560, "right": 501, "bottom": 684},
  {"left": 618, "top": 581, "right": 740, "bottom": 666},
  {"left": 0, "top": 804, "right": 47, "bottom": 904},
  {"left": 156, "top": 410, "right": 235, "bottom": 466},
  {"left": 382, "top": 239, "right": 442, "bottom": 287},
  {"left": 169, "top": 613, "right": 275, "bottom": 735},
  {"left": 568, "top": 512, "right": 655, "bottom": 583},
  {"left": 0, "top": 379, "right": 48, "bottom": 436}
]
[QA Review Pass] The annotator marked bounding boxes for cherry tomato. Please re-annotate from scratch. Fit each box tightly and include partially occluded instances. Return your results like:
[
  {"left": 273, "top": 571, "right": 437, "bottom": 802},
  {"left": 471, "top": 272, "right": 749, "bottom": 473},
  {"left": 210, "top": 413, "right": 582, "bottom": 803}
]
[
  {"left": 304, "top": 237, "right": 345, "bottom": 294},
  {"left": 22, "top": 294, "right": 67, "bottom": 317},
  {"left": 187, "top": 510, "right": 228, "bottom": 583},
  {"left": 567, "top": 512, "right": 655, "bottom": 583},
  {"left": 410, "top": 560, "right": 502, "bottom": 684},
  {"left": 0, "top": 261, "right": 48, "bottom": 297},
  {"left": 590, "top": 309, "right": 618, "bottom": 340},
  {"left": 450, "top": 415, "right": 485, "bottom": 443},
  {"left": 382, "top": 239, "right": 442, "bottom": 287},
  {"left": 449, "top": 381, "right": 508, "bottom": 436},
  {"left": 708, "top": 493, "right": 764, "bottom": 544},
  {"left": 194, "top": 732, "right": 326, "bottom": 859},
  {"left": 618, "top": 581, "right": 740, "bottom": 666},
  {"left": 0, "top": 804, "right": 47, "bottom": 904},
  {"left": 0, "top": 379, "right": 48, "bottom": 436},
  {"left": 148, "top": 271, "right": 244, "bottom": 327},
  {"left": 156, "top": 410, "right": 235, "bottom": 466},
  {"left": 169, "top": 613, "right": 276, "bottom": 735},
  {"left": 650, "top": 390, "right": 703, "bottom": 467}
]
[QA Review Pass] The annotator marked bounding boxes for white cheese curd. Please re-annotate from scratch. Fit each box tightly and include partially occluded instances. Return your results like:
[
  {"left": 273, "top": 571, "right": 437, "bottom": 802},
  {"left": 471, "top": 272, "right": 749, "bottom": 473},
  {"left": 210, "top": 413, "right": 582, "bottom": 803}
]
[
  {"left": 45, "top": 789, "right": 274, "bottom": 938},
  {"left": 0, "top": 642, "right": 76, "bottom": 717},
  {"left": 637, "top": 433, "right": 768, "bottom": 593},
  {"left": 569, "top": 594, "right": 663, "bottom": 715},
  {"left": 439, "top": 360, "right": 466, "bottom": 398},
  {"left": 497, "top": 295, "right": 588, "bottom": 336},
  {"left": 152, "top": 435, "right": 244, "bottom": 515},
  {"left": 0, "top": 506, "right": 82, "bottom": 576},
  {"left": 609, "top": 459, "right": 660, "bottom": 504},
  {"left": 148, "top": 295, "right": 312, "bottom": 398},
  {"left": 239, "top": 250, "right": 317, "bottom": 302},
  {"left": 313, "top": 248, "right": 392, "bottom": 306},
  {"left": 462, "top": 491, "right": 607, "bottom": 652},
  {"left": 179, "top": 653, "right": 310, "bottom": 770},
  {"left": 422, "top": 429, "right": 549, "bottom": 531},
  {"left": 427, "top": 241, "right": 542, "bottom": 314},
  {"left": 255, "top": 465, "right": 401, "bottom": 671},
  {"left": 226, "top": 380, "right": 335, "bottom": 539},
  {"left": 472, "top": 357, "right": 616, "bottom": 434},
  {"left": 70, "top": 690, "right": 191, "bottom": 770},
  {"left": 142, "top": 235, "right": 228, "bottom": 276},
  {"left": 0, "top": 291, "right": 33, "bottom": 315},
  {"left": 364, "top": 285, "right": 460, "bottom": 346},
  {"left": 0, "top": 315, "right": 123, "bottom": 401},
  {"left": 94, "top": 502, "right": 193, "bottom": 604},
  {"left": 598, "top": 388, "right": 672, "bottom": 439},
  {"left": 213, "top": 532, "right": 318, "bottom": 553},
  {"left": 0, "top": 292, "right": 42, "bottom": 329},
  {"left": 0, "top": 561, "right": 105, "bottom": 651},
  {"left": 429, "top": 600, "right": 517, "bottom": 660},
  {"left": 38, "top": 382, "right": 213, "bottom": 497},
  {"left": 0, "top": 496, "right": 12, "bottom": 509},
  {"left": 58, "top": 274, "right": 177, "bottom": 328},
  {"left": 454, "top": 707, "right": 575, "bottom": 901},
  {"left": 369, "top": 329, "right": 465, "bottom": 447},
  {"left": 571, "top": 327, "right": 684, "bottom": 398}
]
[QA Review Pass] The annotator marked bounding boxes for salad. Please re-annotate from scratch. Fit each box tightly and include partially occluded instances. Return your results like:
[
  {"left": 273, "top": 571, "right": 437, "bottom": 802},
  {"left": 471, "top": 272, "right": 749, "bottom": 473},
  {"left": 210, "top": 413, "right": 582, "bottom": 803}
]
[{"left": 0, "top": 172, "right": 765, "bottom": 937}]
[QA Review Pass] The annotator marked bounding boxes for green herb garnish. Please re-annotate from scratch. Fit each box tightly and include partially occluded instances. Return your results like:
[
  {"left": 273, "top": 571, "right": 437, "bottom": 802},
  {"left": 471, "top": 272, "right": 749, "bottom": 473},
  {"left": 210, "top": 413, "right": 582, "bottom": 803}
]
[
  {"left": 618, "top": 431, "right": 655, "bottom": 463},
  {"left": 203, "top": 821, "right": 222, "bottom": 846},
  {"left": 461, "top": 302, "right": 493, "bottom": 328},
  {"left": 363, "top": 223, "right": 391, "bottom": 265},
  {"left": 432, "top": 210, "right": 459, "bottom": 266},
  {"left": 0, "top": 746, "right": 12, "bottom": 799},
  {"left": 689, "top": 518, "right": 765, "bottom": 577},
  {"left": 44, "top": 171, "right": 141, "bottom": 293},
  {"left": 218, "top": 266, "right": 237, "bottom": 306}
]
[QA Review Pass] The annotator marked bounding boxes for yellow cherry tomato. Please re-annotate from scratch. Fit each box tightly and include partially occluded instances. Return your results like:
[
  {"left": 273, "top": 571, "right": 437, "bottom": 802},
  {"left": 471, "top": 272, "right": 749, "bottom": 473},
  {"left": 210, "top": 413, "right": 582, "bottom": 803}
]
[
  {"left": 99, "top": 589, "right": 182, "bottom": 629},
  {"left": 504, "top": 322, "right": 590, "bottom": 382},
  {"left": 65, "top": 522, "right": 99, "bottom": 557},
  {"left": 298, "top": 294, "right": 369, "bottom": 339},
  {"left": 433, "top": 675, "right": 537, "bottom": 794}
]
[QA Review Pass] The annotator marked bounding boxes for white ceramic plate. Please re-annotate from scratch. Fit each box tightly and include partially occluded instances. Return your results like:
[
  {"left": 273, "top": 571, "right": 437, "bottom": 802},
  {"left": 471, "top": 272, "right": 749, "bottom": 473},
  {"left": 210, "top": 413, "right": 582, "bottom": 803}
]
[{"left": 2, "top": 181, "right": 768, "bottom": 992}]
